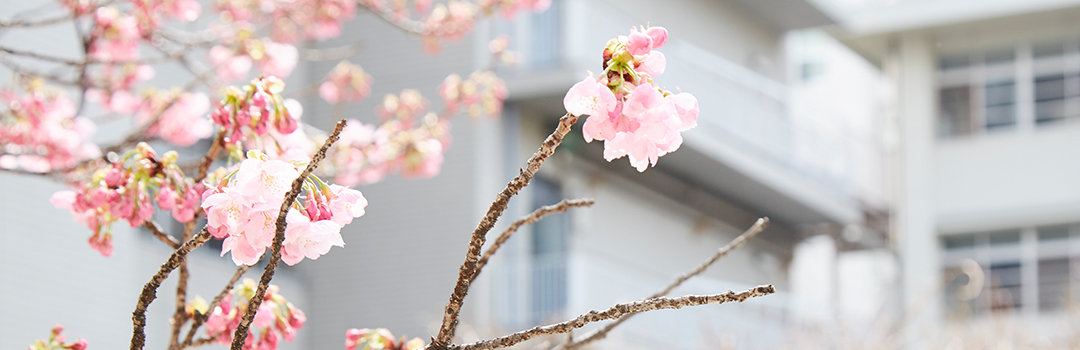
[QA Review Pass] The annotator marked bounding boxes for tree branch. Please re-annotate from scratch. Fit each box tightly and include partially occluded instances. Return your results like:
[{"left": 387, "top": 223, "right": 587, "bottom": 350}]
[
  {"left": 194, "top": 128, "right": 227, "bottom": 183},
  {"left": 168, "top": 221, "right": 197, "bottom": 349},
  {"left": 228, "top": 119, "right": 348, "bottom": 350},
  {"left": 298, "top": 40, "right": 365, "bottom": 61},
  {"left": 0, "top": 13, "right": 73, "bottom": 28},
  {"left": 130, "top": 228, "right": 212, "bottom": 350},
  {"left": 451, "top": 286, "right": 776, "bottom": 350},
  {"left": 471, "top": 198, "right": 595, "bottom": 284},
  {"left": 143, "top": 220, "right": 180, "bottom": 249},
  {"left": 429, "top": 113, "right": 580, "bottom": 349},
  {"left": 557, "top": 217, "right": 770, "bottom": 349},
  {"left": 179, "top": 264, "right": 251, "bottom": 349}
]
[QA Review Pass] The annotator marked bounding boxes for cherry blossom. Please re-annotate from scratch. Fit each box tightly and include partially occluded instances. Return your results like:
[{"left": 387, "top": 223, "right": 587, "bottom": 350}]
[
  {"left": 201, "top": 150, "right": 364, "bottom": 265},
  {"left": 52, "top": 143, "right": 199, "bottom": 256},
  {"left": 138, "top": 91, "right": 214, "bottom": 147},
  {"left": 0, "top": 79, "right": 100, "bottom": 172},
  {"left": 345, "top": 328, "right": 424, "bottom": 350},
  {"left": 27, "top": 325, "right": 88, "bottom": 350},
  {"left": 563, "top": 25, "right": 698, "bottom": 172},
  {"left": 438, "top": 70, "right": 507, "bottom": 118},
  {"left": 199, "top": 279, "right": 304, "bottom": 349},
  {"left": 89, "top": 7, "right": 142, "bottom": 62},
  {"left": 319, "top": 61, "right": 374, "bottom": 104}
]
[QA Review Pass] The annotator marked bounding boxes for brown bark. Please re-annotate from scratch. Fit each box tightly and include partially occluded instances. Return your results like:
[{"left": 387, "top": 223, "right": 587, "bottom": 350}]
[
  {"left": 180, "top": 264, "right": 251, "bottom": 349},
  {"left": 471, "top": 198, "right": 595, "bottom": 284},
  {"left": 452, "top": 286, "right": 776, "bottom": 350},
  {"left": 228, "top": 119, "right": 347, "bottom": 350},
  {"left": 130, "top": 228, "right": 212, "bottom": 350},
  {"left": 429, "top": 114, "right": 580, "bottom": 349},
  {"left": 557, "top": 217, "right": 770, "bottom": 349}
]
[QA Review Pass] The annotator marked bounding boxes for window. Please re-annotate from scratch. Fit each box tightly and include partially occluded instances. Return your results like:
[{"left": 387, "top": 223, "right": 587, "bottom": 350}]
[
  {"left": 942, "top": 225, "right": 1080, "bottom": 320},
  {"left": 528, "top": 177, "right": 568, "bottom": 325},
  {"left": 937, "top": 38, "right": 1080, "bottom": 138}
]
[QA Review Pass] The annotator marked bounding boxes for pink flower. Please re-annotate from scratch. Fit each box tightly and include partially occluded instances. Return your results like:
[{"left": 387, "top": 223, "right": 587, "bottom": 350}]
[
  {"left": 157, "top": 185, "right": 177, "bottom": 210},
  {"left": 257, "top": 41, "right": 298, "bottom": 78},
  {"left": 636, "top": 51, "right": 666, "bottom": 78},
  {"left": 566, "top": 25, "right": 697, "bottom": 172},
  {"left": 281, "top": 210, "right": 344, "bottom": 266},
  {"left": 233, "top": 157, "right": 301, "bottom": 204},
  {"left": 627, "top": 30, "right": 653, "bottom": 56},
  {"left": 319, "top": 61, "right": 373, "bottom": 104},
  {"left": 172, "top": 188, "right": 198, "bottom": 222},
  {"left": 327, "top": 185, "right": 367, "bottom": 225},
  {"left": 646, "top": 26, "right": 668, "bottom": 49},
  {"left": 162, "top": 0, "right": 201, "bottom": 22},
  {"left": 253, "top": 304, "right": 275, "bottom": 329},
  {"left": 202, "top": 187, "right": 252, "bottom": 239},
  {"left": 89, "top": 7, "right": 141, "bottom": 62},
  {"left": 152, "top": 92, "right": 213, "bottom": 146},
  {"left": 667, "top": 92, "right": 699, "bottom": 131},
  {"left": 88, "top": 233, "right": 113, "bottom": 257},
  {"left": 563, "top": 75, "right": 617, "bottom": 119},
  {"left": 209, "top": 46, "right": 253, "bottom": 82},
  {"left": 51, "top": 191, "right": 76, "bottom": 210}
]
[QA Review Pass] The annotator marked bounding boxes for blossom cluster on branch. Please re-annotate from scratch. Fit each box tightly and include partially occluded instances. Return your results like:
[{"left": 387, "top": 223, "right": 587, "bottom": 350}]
[
  {"left": 325, "top": 89, "right": 451, "bottom": 186},
  {"left": 191, "top": 279, "right": 306, "bottom": 349},
  {"left": 0, "top": 79, "right": 99, "bottom": 172},
  {"left": 564, "top": 25, "right": 699, "bottom": 171},
  {"left": 51, "top": 142, "right": 199, "bottom": 256},
  {"left": 28, "top": 325, "right": 88, "bottom": 350},
  {"left": 345, "top": 328, "right": 424, "bottom": 350},
  {"left": 202, "top": 150, "right": 366, "bottom": 265}
]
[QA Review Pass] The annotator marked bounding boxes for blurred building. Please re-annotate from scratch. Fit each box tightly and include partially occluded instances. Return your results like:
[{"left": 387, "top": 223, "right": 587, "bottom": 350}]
[
  {"left": 297, "top": 0, "right": 890, "bottom": 349},
  {"left": 816, "top": 0, "right": 1080, "bottom": 346},
  {"left": 0, "top": 1, "right": 896, "bottom": 350}
]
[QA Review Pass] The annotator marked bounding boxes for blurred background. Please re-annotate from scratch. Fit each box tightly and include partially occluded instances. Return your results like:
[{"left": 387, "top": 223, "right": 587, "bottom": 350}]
[{"left": 4, "top": 0, "right": 1080, "bottom": 349}]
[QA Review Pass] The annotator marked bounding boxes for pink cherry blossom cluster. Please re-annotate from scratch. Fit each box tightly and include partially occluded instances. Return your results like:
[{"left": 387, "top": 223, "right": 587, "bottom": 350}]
[
  {"left": 85, "top": 63, "right": 156, "bottom": 114},
  {"left": 326, "top": 91, "right": 451, "bottom": 186},
  {"left": 201, "top": 151, "right": 366, "bottom": 265},
  {"left": 88, "top": 7, "right": 142, "bottom": 62},
  {"left": 51, "top": 143, "right": 201, "bottom": 256},
  {"left": 211, "top": 76, "right": 301, "bottom": 147},
  {"left": 131, "top": 0, "right": 202, "bottom": 33},
  {"left": 563, "top": 25, "right": 699, "bottom": 172},
  {"left": 0, "top": 79, "right": 100, "bottom": 173},
  {"left": 344, "top": 328, "right": 424, "bottom": 350},
  {"left": 28, "top": 325, "right": 88, "bottom": 350},
  {"left": 135, "top": 89, "right": 214, "bottom": 146},
  {"left": 209, "top": 23, "right": 299, "bottom": 81},
  {"left": 319, "top": 61, "right": 374, "bottom": 104},
  {"left": 214, "top": 0, "right": 355, "bottom": 43},
  {"left": 199, "top": 279, "right": 305, "bottom": 350},
  {"left": 487, "top": 34, "right": 520, "bottom": 67},
  {"left": 438, "top": 70, "right": 507, "bottom": 119}
]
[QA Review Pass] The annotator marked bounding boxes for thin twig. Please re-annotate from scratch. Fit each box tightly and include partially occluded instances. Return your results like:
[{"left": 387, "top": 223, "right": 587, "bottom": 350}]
[
  {"left": 144, "top": 220, "right": 180, "bottom": 249},
  {"left": 168, "top": 221, "right": 197, "bottom": 349},
  {"left": 557, "top": 217, "right": 770, "bottom": 349},
  {"left": 450, "top": 286, "right": 776, "bottom": 350},
  {"left": 179, "top": 264, "right": 251, "bottom": 349},
  {"left": 0, "top": 13, "right": 73, "bottom": 28},
  {"left": 429, "top": 113, "right": 580, "bottom": 349},
  {"left": 228, "top": 119, "right": 348, "bottom": 350},
  {"left": 471, "top": 198, "right": 595, "bottom": 283},
  {"left": 298, "top": 40, "right": 365, "bottom": 61},
  {"left": 195, "top": 128, "right": 227, "bottom": 183},
  {"left": 130, "top": 228, "right": 213, "bottom": 350}
]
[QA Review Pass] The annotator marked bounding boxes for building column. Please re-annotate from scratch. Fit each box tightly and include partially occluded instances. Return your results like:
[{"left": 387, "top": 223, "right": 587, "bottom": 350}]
[{"left": 890, "top": 32, "right": 942, "bottom": 348}]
